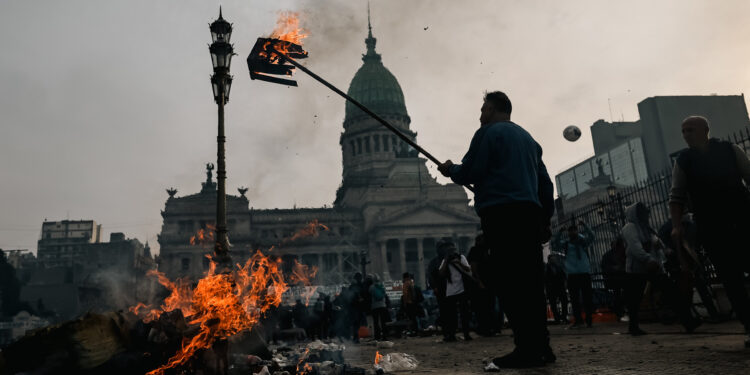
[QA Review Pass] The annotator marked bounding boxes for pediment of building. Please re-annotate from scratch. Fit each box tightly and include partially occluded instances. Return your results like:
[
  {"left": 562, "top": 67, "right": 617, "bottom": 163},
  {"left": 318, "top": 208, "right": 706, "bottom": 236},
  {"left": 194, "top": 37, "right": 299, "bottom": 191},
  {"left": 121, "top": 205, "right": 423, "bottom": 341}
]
[{"left": 373, "top": 202, "right": 478, "bottom": 228}]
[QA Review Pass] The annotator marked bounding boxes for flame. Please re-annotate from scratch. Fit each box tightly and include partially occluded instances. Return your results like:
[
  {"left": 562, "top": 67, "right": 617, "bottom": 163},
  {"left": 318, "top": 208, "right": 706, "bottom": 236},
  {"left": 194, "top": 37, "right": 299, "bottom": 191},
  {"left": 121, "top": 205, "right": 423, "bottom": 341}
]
[
  {"left": 133, "top": 250, "right": 311, "bottom": 375},
  {"left": 130, "top": 221, "right": 329, "bottom": 374},
  {"left": 296, "top": 348, "right": 311, "bottom": 374},
  {"left": 190, "top": 224, "right": 216, "bottom": 246},
  {"left": 283, "top": 219, "right": 329, "bottom": 244},
  {"left": 375, "top": 351, "right": 384, "bottom": 365},
  {"left": 260, "top": 11, "right": 309, "bottom": 66},
  {"left": 270, "top": 11, "right": 307, "bottom": 45}
]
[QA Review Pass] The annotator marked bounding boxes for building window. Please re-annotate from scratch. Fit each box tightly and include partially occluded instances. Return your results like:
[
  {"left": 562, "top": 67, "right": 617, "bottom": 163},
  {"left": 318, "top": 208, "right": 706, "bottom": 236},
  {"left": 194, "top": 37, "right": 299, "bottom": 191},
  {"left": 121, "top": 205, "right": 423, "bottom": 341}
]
[
  {"left": 357, "top": 138, "right": 362, "bottom": 154},
  {"left": 382, "top": 135, "right": 389, "bottom": 151},
  {"left": 374, "top": 135, "right": 380, "bottom": 152},
  {"left": 350, "top": 141, "right": 355, "bottom": 156},
  {"left": 364, "top": 136, "right": 371, "bottom": 153},
  {"left": 181, "top": 258, "right": 190, "bottom": 271}
]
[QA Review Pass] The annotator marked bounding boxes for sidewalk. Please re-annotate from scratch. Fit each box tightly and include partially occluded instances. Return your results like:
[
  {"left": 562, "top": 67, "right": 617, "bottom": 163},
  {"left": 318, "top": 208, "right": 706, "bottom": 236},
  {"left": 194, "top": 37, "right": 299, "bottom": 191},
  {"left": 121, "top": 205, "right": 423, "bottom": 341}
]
[{"left": 343, "top": 320, "right": 750, "bottom": 374}]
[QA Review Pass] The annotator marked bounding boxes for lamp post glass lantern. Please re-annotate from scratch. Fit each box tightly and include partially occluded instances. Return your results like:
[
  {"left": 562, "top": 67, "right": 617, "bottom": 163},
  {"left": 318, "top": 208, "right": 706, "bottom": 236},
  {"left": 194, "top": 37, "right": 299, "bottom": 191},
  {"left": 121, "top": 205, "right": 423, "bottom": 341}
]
[{"left": 210, "top": 7, "right": 232, "bottom": 42}]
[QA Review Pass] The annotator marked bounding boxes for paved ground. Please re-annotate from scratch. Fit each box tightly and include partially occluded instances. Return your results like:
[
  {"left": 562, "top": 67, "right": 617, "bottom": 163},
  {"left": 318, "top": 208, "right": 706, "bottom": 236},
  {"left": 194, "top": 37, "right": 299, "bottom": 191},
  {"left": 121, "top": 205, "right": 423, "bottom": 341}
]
[{"left": 342, "top": 320, "right": 750, "bottom": 374}]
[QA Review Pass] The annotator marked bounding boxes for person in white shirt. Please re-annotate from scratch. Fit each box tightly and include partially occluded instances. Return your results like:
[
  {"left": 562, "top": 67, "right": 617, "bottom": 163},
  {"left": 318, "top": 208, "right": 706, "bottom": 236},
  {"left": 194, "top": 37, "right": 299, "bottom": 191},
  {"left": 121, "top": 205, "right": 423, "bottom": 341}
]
[{"left": 438, "top": 240, "right": 473, "bottom": 342}]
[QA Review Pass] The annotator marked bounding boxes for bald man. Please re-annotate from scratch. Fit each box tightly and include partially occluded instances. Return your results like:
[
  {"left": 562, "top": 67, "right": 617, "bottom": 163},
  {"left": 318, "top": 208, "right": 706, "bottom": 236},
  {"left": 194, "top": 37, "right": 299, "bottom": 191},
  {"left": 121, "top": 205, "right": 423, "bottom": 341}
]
[{"left": 670, "top": 115, "right": 750, "bottom": 348}]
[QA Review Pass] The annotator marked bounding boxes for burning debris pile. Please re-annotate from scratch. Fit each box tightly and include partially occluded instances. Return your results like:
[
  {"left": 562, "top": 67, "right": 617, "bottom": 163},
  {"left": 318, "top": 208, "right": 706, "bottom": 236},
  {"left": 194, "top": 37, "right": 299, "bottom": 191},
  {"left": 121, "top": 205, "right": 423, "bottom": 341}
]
[{"left": 0, "top": 219, "right": 334, "bottom": 374}]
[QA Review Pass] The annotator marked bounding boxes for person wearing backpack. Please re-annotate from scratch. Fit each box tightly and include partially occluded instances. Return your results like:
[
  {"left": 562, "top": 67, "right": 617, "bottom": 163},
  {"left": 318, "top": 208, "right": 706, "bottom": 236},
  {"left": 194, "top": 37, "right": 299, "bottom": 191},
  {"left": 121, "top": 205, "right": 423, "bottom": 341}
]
[{"left": 369, "top": 274, "right": 390, "bottom": 340}]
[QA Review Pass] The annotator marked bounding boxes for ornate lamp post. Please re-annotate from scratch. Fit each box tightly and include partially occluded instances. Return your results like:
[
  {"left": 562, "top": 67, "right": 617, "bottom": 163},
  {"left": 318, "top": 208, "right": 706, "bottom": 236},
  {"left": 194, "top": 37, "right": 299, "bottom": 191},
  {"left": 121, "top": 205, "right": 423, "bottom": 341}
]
[{"left": 209, "top": 8, "right": 235, "bottom": 267}]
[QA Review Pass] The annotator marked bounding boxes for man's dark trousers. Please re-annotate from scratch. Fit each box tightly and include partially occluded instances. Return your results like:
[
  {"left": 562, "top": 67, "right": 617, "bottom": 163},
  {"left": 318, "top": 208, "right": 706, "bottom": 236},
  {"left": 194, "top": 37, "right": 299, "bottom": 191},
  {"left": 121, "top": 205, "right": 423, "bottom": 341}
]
[
  {"left": 481, "top": 202, "right": 549, "bottom": 356},
  {"left": 567, "top": 273, "right": 593, "bottom": 325},
  {"left": 699, "top": 219, "right": 750, "bottom": 331}
]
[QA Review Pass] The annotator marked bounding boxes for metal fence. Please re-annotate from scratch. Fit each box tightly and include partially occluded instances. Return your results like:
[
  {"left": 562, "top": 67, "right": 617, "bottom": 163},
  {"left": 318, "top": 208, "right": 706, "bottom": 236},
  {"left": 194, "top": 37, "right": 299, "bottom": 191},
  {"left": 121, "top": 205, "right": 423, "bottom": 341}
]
[{"left": 552, "top": 126, "right": 750, "bottom": 291}]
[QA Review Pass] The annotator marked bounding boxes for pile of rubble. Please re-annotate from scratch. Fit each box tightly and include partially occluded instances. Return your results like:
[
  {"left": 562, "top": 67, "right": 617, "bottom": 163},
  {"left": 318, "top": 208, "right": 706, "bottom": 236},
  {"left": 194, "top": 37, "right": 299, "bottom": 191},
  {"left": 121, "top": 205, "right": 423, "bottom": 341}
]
[{"left": 233, "top": 340, "right": 366, "bottom": 375}]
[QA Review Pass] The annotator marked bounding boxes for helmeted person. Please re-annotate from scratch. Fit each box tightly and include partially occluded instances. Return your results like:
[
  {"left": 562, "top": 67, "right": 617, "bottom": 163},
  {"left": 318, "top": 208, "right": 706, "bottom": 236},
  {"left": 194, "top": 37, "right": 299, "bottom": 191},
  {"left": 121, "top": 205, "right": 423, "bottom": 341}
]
[
  {"left": 438, "top": 91, "right": 555, "bottom": 368},
  {"left": 670, "top": 115, "right": 750, "bottom": 347}
]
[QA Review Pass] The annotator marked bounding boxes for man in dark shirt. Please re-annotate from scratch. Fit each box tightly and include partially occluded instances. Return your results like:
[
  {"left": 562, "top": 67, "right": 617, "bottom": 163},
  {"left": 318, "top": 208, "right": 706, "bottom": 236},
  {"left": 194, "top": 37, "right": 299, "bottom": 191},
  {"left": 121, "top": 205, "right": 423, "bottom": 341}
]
[
  {"left": 439, "top": 91, "right": 555, "bottom": 368},
  {"left": 670, "top": 115, "right": 750, "bottom": 348}
]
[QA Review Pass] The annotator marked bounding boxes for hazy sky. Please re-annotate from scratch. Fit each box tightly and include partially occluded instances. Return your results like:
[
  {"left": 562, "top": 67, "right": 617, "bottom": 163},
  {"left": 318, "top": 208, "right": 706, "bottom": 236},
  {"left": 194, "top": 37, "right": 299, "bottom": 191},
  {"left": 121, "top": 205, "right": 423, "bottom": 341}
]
[{"left": 2, "top": 0, "right": 749, "bottom": 255}]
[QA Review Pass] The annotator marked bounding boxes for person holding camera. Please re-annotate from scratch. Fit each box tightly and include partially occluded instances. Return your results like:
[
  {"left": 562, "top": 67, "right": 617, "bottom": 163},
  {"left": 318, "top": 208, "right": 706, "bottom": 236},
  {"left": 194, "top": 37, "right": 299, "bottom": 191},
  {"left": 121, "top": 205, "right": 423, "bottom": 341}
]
[
  {"left": 438, "top": 240, "right": 473, "bottom": 342},
  {"left": 554, "top": 220, "right": 595, "bottom": 328},
  {"left": 622, "top": 202, "right": 701, "bottom": 335}
]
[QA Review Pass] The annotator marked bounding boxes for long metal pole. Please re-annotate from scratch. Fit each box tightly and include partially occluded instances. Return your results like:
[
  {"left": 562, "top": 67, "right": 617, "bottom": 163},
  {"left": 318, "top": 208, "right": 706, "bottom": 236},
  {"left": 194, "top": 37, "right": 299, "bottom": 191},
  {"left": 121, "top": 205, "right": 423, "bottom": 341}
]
[
  {"left": 268, "top": 46, "right": 475, "bottom": 192},
  {"left": 269, "top": 47, "right": 440, "bottom": 165},
  {"left": 215, "top": 75, "right": 229, "bottom": 266}
]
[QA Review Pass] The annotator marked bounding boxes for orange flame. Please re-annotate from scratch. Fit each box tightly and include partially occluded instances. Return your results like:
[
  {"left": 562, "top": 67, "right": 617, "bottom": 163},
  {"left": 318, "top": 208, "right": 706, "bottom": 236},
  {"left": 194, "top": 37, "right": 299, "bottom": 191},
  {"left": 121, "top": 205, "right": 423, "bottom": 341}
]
[
  {"left": 132, "top": 250, "right": 311, "bottom": 375},
  {"left": 261, "top": 11, "right": 309, "bottom": 65},
  {"left": 189, "top": 224, "right": 216, "bottom": 246},
  {"left": 270, "top": 11, "right": 307, "bottom": 45},
  {"left": 130, "top": 221, "right": 329, "bottom": 374},
  {"left": 283, "top": 219, "right": 329, "bottom": 244},
  {"left": 375, "top": 351, "right": 384, "bottom": 365}
]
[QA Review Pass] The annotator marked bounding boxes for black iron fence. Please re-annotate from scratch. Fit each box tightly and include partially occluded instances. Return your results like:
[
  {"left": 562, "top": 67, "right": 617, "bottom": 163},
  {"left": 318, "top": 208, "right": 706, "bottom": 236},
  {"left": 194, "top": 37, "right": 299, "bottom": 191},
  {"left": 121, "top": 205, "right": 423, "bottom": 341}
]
[{"left": 552, "top": 126, "right": 750, "bottom": 290}]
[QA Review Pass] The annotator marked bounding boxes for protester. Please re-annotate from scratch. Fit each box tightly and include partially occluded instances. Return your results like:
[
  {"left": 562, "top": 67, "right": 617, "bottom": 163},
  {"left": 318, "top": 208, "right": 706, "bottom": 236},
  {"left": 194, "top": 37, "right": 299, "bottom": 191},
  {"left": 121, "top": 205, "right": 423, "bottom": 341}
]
[
  {"left": 600, "top": 237, "right": 627, "bottom": 321},
  {"left": 468, "top": 234, "right": 504, "bottom": 335},
  {"left": 555, "top": 220, "right": 595, "bottom": 328},
  {"left": 622, "top": 202, "right": 701, "bottom": 335},
  {"left": 438, "top": 91, "right": 555, "bottom": 368},
  {"left": 348, "top": 273, "right": 366, "bottom": 343},
  {"left": 427, "top": 243, "right": 449, "bottom": 335},
  {"left": 670, "top": 115, "right": 750, "bottom": 347},
  {"left": 400, "top": 272, "right": 425, "bottom": 335},
  {"left": 292, "top": 299, "right": 310, "bottom": 338},
  {"left": 545, "top": 252, "right": 569, "bottom": 324},
  {"left": 437, "top": 240, "right": 473, "bottom": 342},
  {"left": 369, "top": 274, "right": 390, "bottom": 340},
  {"left": 658, "top": 214, "right": 720, "bottom": 320}
]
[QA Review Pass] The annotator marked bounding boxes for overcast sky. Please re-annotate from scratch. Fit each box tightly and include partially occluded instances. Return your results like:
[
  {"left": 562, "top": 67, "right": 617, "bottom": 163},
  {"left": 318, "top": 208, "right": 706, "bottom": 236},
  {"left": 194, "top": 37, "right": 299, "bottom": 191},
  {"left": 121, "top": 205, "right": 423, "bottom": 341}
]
[{"left": 1, "top": 0, "right": 749, "bottom": 255}]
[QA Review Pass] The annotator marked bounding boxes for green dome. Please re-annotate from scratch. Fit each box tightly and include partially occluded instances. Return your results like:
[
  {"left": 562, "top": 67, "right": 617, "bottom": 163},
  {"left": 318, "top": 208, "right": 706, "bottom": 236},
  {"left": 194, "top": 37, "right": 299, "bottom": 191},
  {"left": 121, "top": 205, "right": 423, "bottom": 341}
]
[{"left": 344, "top": 28, "right": 408, "bottom": 123}]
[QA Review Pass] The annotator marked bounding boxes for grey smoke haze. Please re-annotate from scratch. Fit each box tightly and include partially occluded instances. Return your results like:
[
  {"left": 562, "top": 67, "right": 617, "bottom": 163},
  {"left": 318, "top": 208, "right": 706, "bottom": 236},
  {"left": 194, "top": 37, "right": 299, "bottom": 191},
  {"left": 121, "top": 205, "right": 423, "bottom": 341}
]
[{"left": 1, "top": 0, "right": 749, "bottom": 255}]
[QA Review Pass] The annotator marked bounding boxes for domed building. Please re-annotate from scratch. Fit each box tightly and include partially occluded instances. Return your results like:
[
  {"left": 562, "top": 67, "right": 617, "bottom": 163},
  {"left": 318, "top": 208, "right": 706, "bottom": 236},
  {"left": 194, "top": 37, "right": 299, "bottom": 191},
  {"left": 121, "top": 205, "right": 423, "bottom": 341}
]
[{"left": 157, "top": 19, "right": 479, "bottom": 288}]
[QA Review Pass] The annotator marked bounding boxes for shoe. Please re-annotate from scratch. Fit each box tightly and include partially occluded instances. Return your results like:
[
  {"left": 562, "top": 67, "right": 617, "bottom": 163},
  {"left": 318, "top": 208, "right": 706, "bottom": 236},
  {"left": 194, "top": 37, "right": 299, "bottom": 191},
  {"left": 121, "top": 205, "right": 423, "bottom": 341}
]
[
  {"left": 628, "top": 328, "right": 647, "bottom": 336},
  {"left": 567, "top": 322, "right": 582, "bottom": 330},
  {"left": 542, "top": 345, "right": 556, "bottom": 363},
  {"left": 684, "top": 318, "right": 702, "bottom": 333},
  {"left": 491, "top": 349, "right": 546, "bottom": 369},
  {"left": 463, "top": 334, "right": 473, "bottom": 341}
]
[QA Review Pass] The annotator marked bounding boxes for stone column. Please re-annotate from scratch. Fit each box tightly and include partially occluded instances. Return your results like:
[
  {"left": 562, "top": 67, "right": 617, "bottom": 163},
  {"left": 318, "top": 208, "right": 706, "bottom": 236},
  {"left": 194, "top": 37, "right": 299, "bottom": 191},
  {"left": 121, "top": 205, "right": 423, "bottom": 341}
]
[
  {"left": 380, "top": 241, "right": 391, "bottom": 282},
  {"left": 416, "top": 238, "right": 426, "bottom": 289},
  {"left": 398, "top": 238, "right": 407, "bottom": 279}
]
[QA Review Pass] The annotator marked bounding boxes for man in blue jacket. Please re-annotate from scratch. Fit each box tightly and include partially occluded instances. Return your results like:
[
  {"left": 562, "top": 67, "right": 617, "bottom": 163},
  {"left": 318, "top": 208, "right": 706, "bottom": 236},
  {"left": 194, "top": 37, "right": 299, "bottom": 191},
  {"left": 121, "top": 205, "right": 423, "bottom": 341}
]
[{"left": 438, "top": 91, "right": 554, "bottom": 369}]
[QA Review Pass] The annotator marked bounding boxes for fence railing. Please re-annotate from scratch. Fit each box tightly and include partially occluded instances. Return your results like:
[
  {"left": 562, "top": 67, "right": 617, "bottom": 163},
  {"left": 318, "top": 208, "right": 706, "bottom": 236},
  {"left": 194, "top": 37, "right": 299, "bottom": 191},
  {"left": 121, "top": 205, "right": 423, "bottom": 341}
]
[{"left": 552, "top": 126, "right": 750, "bottom": 289}]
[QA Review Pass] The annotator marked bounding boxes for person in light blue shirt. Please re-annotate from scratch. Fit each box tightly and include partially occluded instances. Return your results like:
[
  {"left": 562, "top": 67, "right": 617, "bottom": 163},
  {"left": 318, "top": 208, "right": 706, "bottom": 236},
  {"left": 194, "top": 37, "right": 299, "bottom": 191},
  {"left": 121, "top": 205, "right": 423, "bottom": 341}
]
[
  {"left": 438, "top": 91, "right": 554, "bottom": 369},
  {"left": 554, "top": 221, "right": 595, "bottom": 328}
]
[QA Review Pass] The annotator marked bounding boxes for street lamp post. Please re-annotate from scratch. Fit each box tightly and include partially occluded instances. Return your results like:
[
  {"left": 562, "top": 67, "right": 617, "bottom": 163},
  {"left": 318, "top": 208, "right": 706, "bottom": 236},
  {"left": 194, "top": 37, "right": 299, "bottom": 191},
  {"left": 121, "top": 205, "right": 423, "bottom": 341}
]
[{"left": 209, "top": 8, "right": 235, "bottom": 267}]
